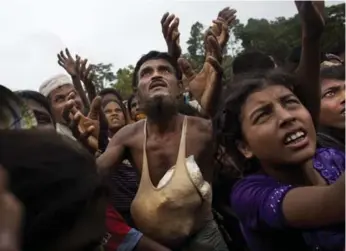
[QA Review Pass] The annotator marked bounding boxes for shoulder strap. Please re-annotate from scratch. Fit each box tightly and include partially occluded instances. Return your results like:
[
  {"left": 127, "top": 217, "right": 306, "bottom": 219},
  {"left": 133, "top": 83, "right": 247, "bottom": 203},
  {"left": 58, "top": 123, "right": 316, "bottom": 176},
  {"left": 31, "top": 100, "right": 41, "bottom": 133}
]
[{"left": 176, "top": 116, "right": 188, "bottom": 164}]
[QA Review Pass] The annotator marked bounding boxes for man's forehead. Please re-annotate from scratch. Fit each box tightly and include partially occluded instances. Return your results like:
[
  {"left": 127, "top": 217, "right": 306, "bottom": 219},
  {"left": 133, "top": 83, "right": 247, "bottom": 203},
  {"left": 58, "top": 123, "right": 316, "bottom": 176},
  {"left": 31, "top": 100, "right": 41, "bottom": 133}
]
[
  {"left": 139, "top": 59, "right": 172, "bottom": 71},
  {"left": 51, "top": 84, "right": 75, "bottom": 95}
]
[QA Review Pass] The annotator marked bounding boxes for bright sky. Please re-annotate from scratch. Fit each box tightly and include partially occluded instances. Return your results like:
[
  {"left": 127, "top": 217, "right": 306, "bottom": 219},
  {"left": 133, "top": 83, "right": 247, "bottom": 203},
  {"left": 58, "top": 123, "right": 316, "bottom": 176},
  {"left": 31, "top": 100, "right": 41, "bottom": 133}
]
[{"left": 0, "top": 0, "right": 342, "bottom": 91}]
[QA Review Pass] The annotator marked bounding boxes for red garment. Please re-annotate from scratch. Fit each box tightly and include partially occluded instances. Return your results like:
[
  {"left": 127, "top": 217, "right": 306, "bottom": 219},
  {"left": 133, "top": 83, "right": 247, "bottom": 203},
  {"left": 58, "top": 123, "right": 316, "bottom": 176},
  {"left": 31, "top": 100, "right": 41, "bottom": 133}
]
[{"left": 103, "top": 205, "right": 131, "bottom": 251}]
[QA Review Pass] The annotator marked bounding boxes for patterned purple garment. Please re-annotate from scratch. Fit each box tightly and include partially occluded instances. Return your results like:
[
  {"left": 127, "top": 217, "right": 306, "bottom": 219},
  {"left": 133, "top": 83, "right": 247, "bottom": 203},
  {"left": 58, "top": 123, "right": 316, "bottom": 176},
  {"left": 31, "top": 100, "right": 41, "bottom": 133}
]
[{"left": 231, "top": 148, "right": 345, "bottom": 251}]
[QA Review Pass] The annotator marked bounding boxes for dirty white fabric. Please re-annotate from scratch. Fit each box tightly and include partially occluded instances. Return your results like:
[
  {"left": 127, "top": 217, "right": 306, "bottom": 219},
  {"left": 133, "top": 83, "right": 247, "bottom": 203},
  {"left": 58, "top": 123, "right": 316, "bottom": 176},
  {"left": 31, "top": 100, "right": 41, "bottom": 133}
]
[
  {"left": 157, "top": 155, "right": 212, "bottom": 203},
  {"left": 56, "top": 123, "right": 76, "bottom": 141},
  {"left": 39, "top": 74, "right": 72, "bottom": 97}
]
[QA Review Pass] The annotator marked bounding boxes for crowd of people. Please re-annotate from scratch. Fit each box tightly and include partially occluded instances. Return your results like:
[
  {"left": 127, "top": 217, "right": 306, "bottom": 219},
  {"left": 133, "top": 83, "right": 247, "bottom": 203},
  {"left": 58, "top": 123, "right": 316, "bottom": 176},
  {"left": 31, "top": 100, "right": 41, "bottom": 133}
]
[{"left": 0, "top": 1, "right": 345, "bottom": 251}]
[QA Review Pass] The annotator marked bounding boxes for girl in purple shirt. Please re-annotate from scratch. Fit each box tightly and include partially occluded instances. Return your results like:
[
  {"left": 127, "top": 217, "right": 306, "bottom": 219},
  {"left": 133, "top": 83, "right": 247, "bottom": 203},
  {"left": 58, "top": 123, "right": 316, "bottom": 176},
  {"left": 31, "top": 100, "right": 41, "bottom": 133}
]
[
  {"left": 214, "top": 2, "right": 344, "bottom": 251},
  {"left": 217, "top": 68, "right": 345, "bottom": 250}
]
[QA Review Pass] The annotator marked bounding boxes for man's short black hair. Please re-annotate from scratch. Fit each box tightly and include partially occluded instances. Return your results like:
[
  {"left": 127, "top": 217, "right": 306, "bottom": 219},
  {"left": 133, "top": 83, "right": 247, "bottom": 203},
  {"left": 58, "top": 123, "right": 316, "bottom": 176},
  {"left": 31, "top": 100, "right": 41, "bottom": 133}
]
[
  {"left": 232, "top": 50, "right": 275, "bottom": 75},
  {"left": 132, "top": 51, "right": 182, "bottom": 88},
  {"left": 320, "top": 65, "right": 345, "bottom": 81}
]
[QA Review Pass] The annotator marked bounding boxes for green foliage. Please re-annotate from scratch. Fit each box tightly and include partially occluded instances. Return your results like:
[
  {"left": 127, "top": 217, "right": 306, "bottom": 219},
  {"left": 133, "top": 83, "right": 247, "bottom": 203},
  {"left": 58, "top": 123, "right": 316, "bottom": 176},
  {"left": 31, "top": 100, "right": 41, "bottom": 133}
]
[
  {"left": 186, "top": 21, "right": 205, "bottom": 71},
  {"left": 233, "top": 3, "right": 345, "bottom": 63},
  {"left": 94, "top": 3, "right": 344, "bottom": 96},
  {"left": 110, "top": 65, "right": 134, "bottom": 99},
  {"left": 92, "top": 63, "right": 116, "bottom": 93},
  {"left": 91, "top": 63, "right": 133, "bottom": 99}
]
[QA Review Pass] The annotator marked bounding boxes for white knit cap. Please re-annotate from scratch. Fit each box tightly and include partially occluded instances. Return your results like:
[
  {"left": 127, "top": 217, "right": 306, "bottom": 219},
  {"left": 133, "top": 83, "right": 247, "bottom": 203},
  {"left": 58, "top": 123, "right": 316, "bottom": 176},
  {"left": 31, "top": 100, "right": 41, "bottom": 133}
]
[{"left": 39, "top": 74, "right": 72, "bottom": 97}]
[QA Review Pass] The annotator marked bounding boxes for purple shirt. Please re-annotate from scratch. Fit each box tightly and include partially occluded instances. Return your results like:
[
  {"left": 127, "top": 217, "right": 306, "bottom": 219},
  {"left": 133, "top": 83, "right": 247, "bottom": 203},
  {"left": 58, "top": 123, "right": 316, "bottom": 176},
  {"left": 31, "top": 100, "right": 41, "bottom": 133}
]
[{"left": 231, "top": 148, "right": 345, "bottom": 251}]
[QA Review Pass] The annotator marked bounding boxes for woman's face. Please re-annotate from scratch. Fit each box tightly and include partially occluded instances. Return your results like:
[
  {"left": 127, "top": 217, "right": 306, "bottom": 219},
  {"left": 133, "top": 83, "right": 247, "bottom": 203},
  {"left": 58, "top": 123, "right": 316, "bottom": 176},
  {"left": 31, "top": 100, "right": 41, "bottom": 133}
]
[
  {"left": 320, "top": 79, "right": 345, "bottom": 129},
  {"left": 238, "top": 85, "right": 316, "bottom": 166},
  {"left": 23, "top": 98, "right": 55, "bottom": 130},
  {"left": 103, "top": 101, "right": 125, "bottom": 131}
]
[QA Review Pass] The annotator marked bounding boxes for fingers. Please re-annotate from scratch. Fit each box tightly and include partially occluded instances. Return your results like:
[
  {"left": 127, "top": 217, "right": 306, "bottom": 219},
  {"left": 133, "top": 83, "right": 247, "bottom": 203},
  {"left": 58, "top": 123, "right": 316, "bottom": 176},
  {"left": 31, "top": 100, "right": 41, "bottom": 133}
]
[
  {"left": 85, "top": 64, "right": 93, "bottom": 77},
  {"left": 218, "top": 7, "right": 229, "bottom": 18},
  {"left": 178, "top": 58, "right": 196, "bottom": 80},
  {"left": 62, "top": 99, "right": 78, "bottom": 123},
  {"left": 80, "top": 59, "right": 88, "bottom": 75},
  {"left": 161, "top": 12, "right": 169, "bottom": 26},
  {"left": 162, "top": 13, "right": 176, "bottom": 38},
  {"left": 59, "top": 50, "right": 67, "bottom": 61},
  {"left": 88, "top": 96, "right": 102, "bottom": 120},
  {"left": 65, "top": 48, "right": 73, "bottom": 60},
  {"left": 206, "top": 56, "right": 223, "bottom": 75},
  {"left": 79, "top": 126, "right": 95, "bottom": 141},
  {"left": 206, "top": 34, "right": 222, "bottom": 62},
  {"left": 167, "top": 17, "right": 179, "bottom": 41},
  {"left": 218, "top": 7, "right": 237, "bottom": 25}
]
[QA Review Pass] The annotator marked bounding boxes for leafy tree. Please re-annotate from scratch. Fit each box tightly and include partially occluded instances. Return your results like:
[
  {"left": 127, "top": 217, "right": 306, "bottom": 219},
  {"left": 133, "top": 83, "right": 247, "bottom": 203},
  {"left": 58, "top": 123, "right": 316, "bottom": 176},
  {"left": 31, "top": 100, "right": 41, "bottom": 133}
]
[
  {"left": 232, "top": 3, "right": 345, "bottom": 64},
  {"left": 92, "top": 63, "right": 117, "bottom": 93},
  {"left": 186, "top": 22, "right": 205, "bottom": 71},
  {"left": 111, "top": 65, "right": 134, "bottom": 99}
]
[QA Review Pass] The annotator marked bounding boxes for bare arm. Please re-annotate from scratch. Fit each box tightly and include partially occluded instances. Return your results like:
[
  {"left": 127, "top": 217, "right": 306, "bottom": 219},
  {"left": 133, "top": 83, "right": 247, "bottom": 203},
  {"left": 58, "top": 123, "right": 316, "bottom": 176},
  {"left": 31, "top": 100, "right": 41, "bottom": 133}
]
[
  {"left": 294, "top": 1, "right": 325, "bottom": 127},
  {"left": 96, "top": 126, "right": 131, "bottom": 175},
  {"left": 282, "top": 173, "right": 345, "bottom": 228}
]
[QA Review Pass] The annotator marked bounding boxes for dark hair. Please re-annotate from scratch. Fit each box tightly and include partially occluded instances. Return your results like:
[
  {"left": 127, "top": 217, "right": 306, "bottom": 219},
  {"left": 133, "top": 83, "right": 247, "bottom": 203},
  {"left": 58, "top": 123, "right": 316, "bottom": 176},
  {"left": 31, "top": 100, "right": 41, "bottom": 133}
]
[
  {"left": 16, "top": 90, "right": 56, "bottom": 127},
  {"left": 132, "top": 51, "right": 182, "bottom": 88},
  {"left": 0, "top": 129, "right": 107, "bottom": 251},
  {"left": 16, "top": 90, "right": 54, "bottom": 116},
  {"left": 214, "top": 69, "right": 297, "bottom": 176},
  {"left": 127, "top": 93, "right": 136, "bottom": 116},
  {"left": 99, "top": 88, "right": 124, "bottom": 103},
  {"left": 320, "top": 65, "right": 345, "bottom": 81},
  {"left": 232, "top": 51, "right": 275, "bottom": 76}
]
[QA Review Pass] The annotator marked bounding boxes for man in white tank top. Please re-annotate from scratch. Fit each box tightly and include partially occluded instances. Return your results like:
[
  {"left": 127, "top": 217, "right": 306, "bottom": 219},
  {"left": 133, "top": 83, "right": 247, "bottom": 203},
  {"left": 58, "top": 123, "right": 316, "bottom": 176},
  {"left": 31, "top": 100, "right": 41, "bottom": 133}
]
[{"left": 97, "top": 49, "right": 227, "bottom": 251}]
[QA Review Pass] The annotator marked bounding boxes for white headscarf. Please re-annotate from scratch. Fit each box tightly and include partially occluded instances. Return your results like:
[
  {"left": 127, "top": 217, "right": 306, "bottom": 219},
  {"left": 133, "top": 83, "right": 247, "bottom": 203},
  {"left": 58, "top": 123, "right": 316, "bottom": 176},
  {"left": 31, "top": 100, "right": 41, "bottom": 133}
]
[{"left": 39, "top": 74, "right": 72, "bottom": 97}]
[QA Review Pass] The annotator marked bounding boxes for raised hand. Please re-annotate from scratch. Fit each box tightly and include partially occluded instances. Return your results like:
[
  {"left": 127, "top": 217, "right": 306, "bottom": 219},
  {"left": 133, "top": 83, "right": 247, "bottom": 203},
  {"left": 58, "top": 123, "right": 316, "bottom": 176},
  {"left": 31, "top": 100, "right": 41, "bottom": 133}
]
[
  {"left": 57, "top": 48, "right": 78, "bottom": 77},
  {"left": 75, "top": 57, "right": 97, "bottom": 102},
  {"left": 62, "top": 94, "right": 102, "bottom": 151},
  {"left": 161, "top": 12, "right": 182, "bottom": 61},
  {"left": 207, "top": 7, "right": 237, "bottom": 53},
  {"left": 58, "top": 49, "right": 90, "bottom": 109},
  {"left": 178, "top": 34, "right": 223, "bottom": 117},
  {"left": 295, "top": 0, "right": 325, "bottom": 39}
]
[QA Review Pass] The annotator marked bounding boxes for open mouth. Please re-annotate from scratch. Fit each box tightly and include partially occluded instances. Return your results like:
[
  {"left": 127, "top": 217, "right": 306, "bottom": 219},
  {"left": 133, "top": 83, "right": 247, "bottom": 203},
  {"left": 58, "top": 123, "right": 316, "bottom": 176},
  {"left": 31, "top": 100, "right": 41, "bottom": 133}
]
[
  {"left": 149, "top": 80, "right": 167, "bottom": 90},
  {"left": 340, "top": 108, "right": 345, "bottom": 116},
  {"left": 110, "top": 117, "right": 119, "bottom": 123},
  {"left": 283, "top": 129, "right": 307, "bottom": 146}
]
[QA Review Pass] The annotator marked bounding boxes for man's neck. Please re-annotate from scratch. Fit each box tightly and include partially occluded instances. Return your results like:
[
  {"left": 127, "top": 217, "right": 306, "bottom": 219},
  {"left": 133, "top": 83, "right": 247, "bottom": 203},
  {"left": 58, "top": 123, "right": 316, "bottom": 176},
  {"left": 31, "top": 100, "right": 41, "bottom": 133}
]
[{"left": 146, "top": 112, "right": 181, "bottom": 135}]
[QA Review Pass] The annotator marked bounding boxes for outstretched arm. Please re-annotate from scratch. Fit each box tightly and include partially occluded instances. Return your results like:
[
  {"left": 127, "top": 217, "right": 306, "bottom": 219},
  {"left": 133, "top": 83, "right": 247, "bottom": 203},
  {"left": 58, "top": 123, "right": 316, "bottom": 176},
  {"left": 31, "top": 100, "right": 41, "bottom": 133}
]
[
  {"left": 96, "top": 125, "right": 130, "bottom": 175},
  {"left": 294, "top": 1, "right": 325, "bottom": 127}
]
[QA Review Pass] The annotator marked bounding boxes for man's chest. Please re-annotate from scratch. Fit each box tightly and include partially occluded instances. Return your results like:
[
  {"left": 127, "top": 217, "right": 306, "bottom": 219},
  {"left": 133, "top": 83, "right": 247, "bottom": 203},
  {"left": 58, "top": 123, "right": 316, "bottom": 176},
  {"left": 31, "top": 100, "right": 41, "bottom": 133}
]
[{"left": 127, "top": 133, "right": 211, "bottom": 186}]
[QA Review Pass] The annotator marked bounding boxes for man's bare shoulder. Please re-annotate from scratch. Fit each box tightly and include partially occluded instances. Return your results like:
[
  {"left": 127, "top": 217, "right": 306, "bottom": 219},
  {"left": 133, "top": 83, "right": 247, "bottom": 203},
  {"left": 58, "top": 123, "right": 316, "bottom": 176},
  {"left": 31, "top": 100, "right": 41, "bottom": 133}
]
[
  {"left": 108, "top": 120, "right": 145, "bottom": 146},
  {"left": 185, "top": 115, "right": 212, "bottom": 135}
]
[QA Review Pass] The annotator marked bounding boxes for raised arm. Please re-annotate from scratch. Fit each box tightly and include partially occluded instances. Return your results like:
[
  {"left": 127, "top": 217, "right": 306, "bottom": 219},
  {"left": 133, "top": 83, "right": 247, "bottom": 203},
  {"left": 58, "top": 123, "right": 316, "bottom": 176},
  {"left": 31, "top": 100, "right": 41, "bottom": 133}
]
[
  {"left": 161, "top": 12, "right": 181, "bottom": 62},
  {"left": 96, "top": 125, "right": 130, "bottom": 175},
  {"left": 233, "top": 167, "right": 345, "bottom": 230},
  {"left": 294, "top": 1, "right": 325, "bottom": 127},
  {"left": 57, "top": 48, "right": 90, "bottom": 110},
  {"left": 282, "top": 172, "right": 344, "bottom": 228}
]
